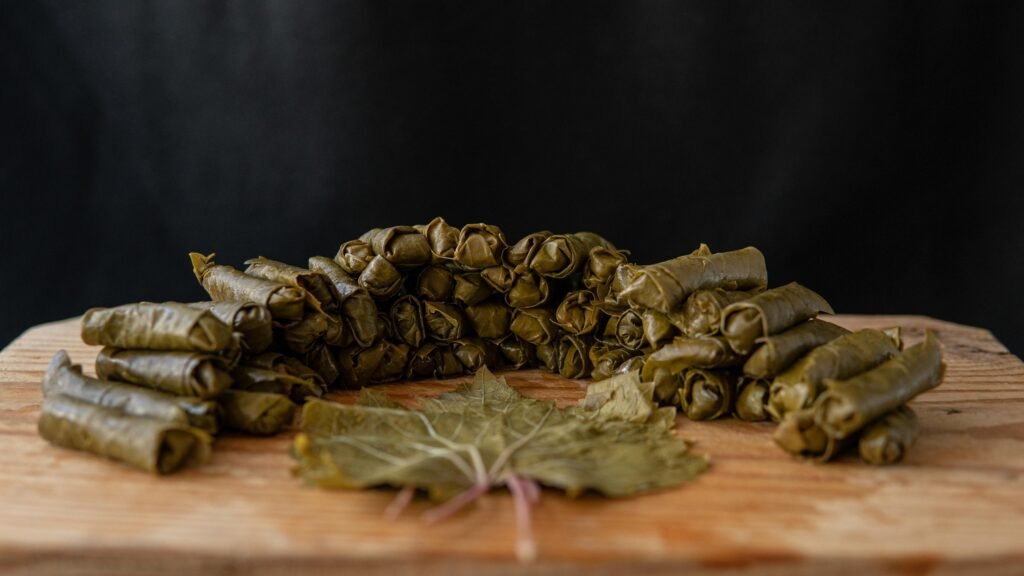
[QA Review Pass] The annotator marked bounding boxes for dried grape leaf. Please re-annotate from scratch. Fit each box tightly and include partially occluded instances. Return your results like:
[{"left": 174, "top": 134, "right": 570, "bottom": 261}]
[{"left": 292, "top": 367, "right": 706, "bottom": 560}]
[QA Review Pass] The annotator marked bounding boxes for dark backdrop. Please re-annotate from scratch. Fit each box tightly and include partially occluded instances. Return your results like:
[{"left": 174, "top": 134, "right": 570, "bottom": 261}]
[{"left": 3, "top": 1, "right": 1022, "bottom": 353}]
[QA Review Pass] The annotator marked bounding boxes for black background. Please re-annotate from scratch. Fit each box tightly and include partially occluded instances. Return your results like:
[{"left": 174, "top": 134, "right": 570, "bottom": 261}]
[{"left": 3, "top": 1, "right": 1022, "bottom": 353}]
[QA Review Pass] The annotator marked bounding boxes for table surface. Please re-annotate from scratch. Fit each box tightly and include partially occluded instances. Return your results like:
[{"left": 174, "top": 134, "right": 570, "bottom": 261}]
[{"left": 1, "top": 315, "right": 1022, "bottom": 576}]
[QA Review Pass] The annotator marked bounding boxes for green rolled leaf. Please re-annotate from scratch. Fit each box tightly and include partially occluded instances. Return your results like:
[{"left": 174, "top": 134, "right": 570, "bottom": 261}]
[
  {"left": 464, "top": 299, "right": 512, "bottom": 339},
  {"left": 454, "top": 223, "right": 507, "bottom": 269},
  {"left": 370, "top": 341, "right": 412, "bottom": 384},
  {"left": 720, "top": 282, "right": 833, "bottom": 355},
  {"left": 641, "top": 308, "right": 678, "bottom": 348},
  {"left": 497, "top": 335, "right": 535, "bottom": 370},
  {"left": 530, "top": 232, "right": 615, "bottom": 279},
  {"left": 304, "top": 343, "right": 341, "bottom": 388},
  {"left": 453, "top": 338, "right": 500, "bottom": 373},
  {"left": 190, "top": 253, "right": 306, "bottom": 322},
  {"left": 232, "top": 365, "right": 323, "bottom": 403},
  {"left": 619, "top": 244, "right": 767, "bottom": 314},
  {"left": 242, "top": 351, "right": 327, "bottom": 392},
  {"left": 557, "top": 334, "right": 592, "bottom": 378},
  {"left": 734, "top": 378, "right": 771, "bottom": 422},
  {"left": 38, "top": 394, "right": 211, "bottom": 474},
  {"left": 390, "top": 294, "right": 426, "bottom": 348},
  {"left": 556, "top": 290, "right": 602, "bottom": 335},
  {"left": 360, "top": 226, "right": 433, "bottom": 269},
  {"left": 768, "top": 328, "right": 901, "bottom": 421},
  {"left": 678, "top": 289, "right": 754, "bottom": 338},
  {"left": 480, "top": 265, "right": 515, "bottom": 294},
  {"left": 680, "top": 369, "right": 737, "bottom": 421},
  {"left": 187, "top": 300, "right": 273, "bottom": 354},
  {"left": 504, "top": 231, "right": 552, "bottom": 267},
  {"left": 453, "top": 273, "right": 495, "bottom": 306},
  {"left": 95, "top": 347, "right": 233, "bottom": 399},
  {"left": 308, "top": 256, "right": 382, "bottom": 347},
  {"left": 415, "top": 217, "right": 460, "bottom": 261},
  {"left": 505, "top": 269, "right": 551, "bottom": 308},
  {"left": 280, "top": 312, "right": 329, "bottom": 354},
  {"left": 416, "top": 265, "right": 456, "bottom": 301},
  {"left": 583, "top": 246, "right": 629, "bottom": 300},
  {"left": 334, "top": 239, "right": 375, "bottom": 275},
  {"left": 244, "top": 256, "right": 339, "bottom": 313},
  {"left": 858, "top": 406, "right": 920, "bottom": 465},
  {"left": 44, "top": 351, "right": 220, "bottom": 434},
  {"left": 357, "top": 255, "right": 404, "bottom": 300},
  {"left": 815, "top": 331, "right": 943, "bottom": 440},
  {"left": 743, "top": 319, "right": 850, "bottom": 379},
  {"left": 772, "top": 407, "right": 847, "bottom": 462},
  {"left": 423, "top": 301, "right": 468, "bottom": 342},
  {"left": 219, "top": 390, "right": 297, "bottom": 435},
  {"left": 82, "top": 301, "right": 234, "bottom": 353},
  {"left": 510, "top": 307, "right": 560, "bottom": 345}
]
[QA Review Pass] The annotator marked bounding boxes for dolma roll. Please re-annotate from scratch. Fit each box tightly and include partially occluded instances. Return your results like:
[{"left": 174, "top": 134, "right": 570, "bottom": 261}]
[
  {"left": 454, "top": 223, "right": 507, "bottom": 269},
  {"left": 583, "top": 246, "right": 630, "bottom": 300},
  {"left": 44, "top": 351, "right": 220, "bottom": 433},
  {"left": 232, "top": 365, "right": 323, "bottom": 402},
  {"left": 588, "top": 346, "right": 637, "bottom": 382},
  {"left": 641, "top": 308, "right": 678, "bottom": 348},
  {"left": 415, "top": 217, "right": 459, "bottom": 261},
  {"left": 82, "top": 302, "right": 234, "bottom": 353},
  {"left": 453, "top": 272, "right": 495, "bottom": 306},
  {"left": 619, "top": 245, "right": 767, "bottom": 314},
  {"left": 720, "top": 282, "right": 833, "bottom": 355},
  {"left": 219, "top": 390, "right": 297, "bottom": 436},
  {"left": 858, "top": 406, "right": 920, "bottom": 465},
  {"left": 95, "top": 347, "right": 233, "bottom": 399},
  {"left": 357, "top": 255, "right": 404, "bottom": 300},
  {"left": 613, "top": 355, "right": 647, "bottom": 376},
  {"left": 335, "top": 239, "right": 375, "bottom": 275},
  {"left": 599, "top": 307, "right": 645, "bottom": 351},
  {"left": 190, "top": 253, "right": 306, "bottom": 322},
  {"left": 651, "top": 367, "right": 684, "bottom": 406},
  {"left": 322, "top": 313, "right": 352, "bottom": 348},
  {"left": 607, "top": 263, "right": 640, "bottom": 303},
  {"left": 505, "top": 269, "right": 551, "bottom": 309},
  {"left": 510, "top": 307, "right": 560, "bottom": 345},
  {"left": 464, "top": 299, "right": 512, "bottom": 339},
  {"left": 336, "top": 343, "right": 387, "bottom": 388},
  {"left": 187, "top": 300, "right": 274, "bottom": 354},
  {"left": 307, "top": 256, "right": 382, "bottom": 347},
  {"left": 360, "top": 226, "right": 433, "bottom": 268},
  {"left": 772, "top": 408, "right": 846, "bottom": 462},
  {"left": 742, "top": 319, "right": 850, "bottom": 380},
  {"left": 480, "top": 265, "right": 515, "bottom": 294},
  {"left": 370, "top": 341, "right": 411, "bottom": 384},
  {"left": 679, "top": 289, "right": 754, "bottom": 338},
  {"left": 407, "top": 343, "right": 457, "bottom": 379},
  {"left": 242, "top": 351, "right": 327, "bottom": 392},
  {"left": 305, "top": 343, "right": 341, "bottom": 387},
  {"left": 529, "top": 232, "right": 615, "bottom": 279},
  {"left": 734, "top": 378, "right": 771, "bottom": 422},
  {"left": 680, "top": 368, "right": 738, "bottom": 421},
  {"left": 767, "top": 328, "right": 901, "bottom": 421},
  {"left": 497, "top": 335, "right": 535, "bottom": 370},
  {"left": 815, "top": 331, "right": 943, "bottom": 439},
  {"left": 535, "top": 341, "right": 559, "bottom": 372},
  {"left": 423, "top": 301, "right": 468, "bottom": 342},
  {"left": 280, "top": 312, "right": 329, "bottom": 354},
  {"left": 375, "top": 312, "right": 397, "bottom": 342},
  {"left": 504, "top": 231, "right": 552, "bottom": 268},
  {"left": 557, "top": 334, "right": 592, "bottom": 378},
  {"left": 641, "top": 336, "right": 744, "bottom": 381},
  {"left": 244, "top": 256, "right": 338, "bottom": 312},
  {"left": 415, "top": 265, "right": 455, "bottom": 301},
  {"left": 452, "top": 338, "right": 500, "bottom": 372},
  {"left": 556, "top": 290, "right": 602, "bottom": 335},
  {"left": 38, "top": 394, "right": 211, "bottom": 474},
  {"left": 390, "top": 294, "right": 426, "bottom": 347}
]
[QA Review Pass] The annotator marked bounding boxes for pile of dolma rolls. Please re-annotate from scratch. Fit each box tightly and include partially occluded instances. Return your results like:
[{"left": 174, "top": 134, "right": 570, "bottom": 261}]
[{"left": 37, "top": 218, "right": 944, "bottom": 473}]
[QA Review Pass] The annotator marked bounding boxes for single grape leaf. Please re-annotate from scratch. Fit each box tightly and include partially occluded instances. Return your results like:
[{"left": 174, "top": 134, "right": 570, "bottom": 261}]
[{"left": 291, "top": 367, "right": 708, "bottom": 559}]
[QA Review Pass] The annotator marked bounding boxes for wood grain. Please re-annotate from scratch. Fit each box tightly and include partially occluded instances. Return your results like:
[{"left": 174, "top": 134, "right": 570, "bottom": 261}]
[{"left": 1, "top": 315, "right": 1022, "bottom": 576}]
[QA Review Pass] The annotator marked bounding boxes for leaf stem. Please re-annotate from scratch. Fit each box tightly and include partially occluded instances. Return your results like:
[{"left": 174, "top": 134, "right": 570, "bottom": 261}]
[
  {"left": 421, "top": 482, "right": 490, "bottom": 524},
  {"left": 384, "top": 485, "right": 415, "bottom": 521},
  {"left": 506, "top": 475, "right": 538, "bottom": 563}
]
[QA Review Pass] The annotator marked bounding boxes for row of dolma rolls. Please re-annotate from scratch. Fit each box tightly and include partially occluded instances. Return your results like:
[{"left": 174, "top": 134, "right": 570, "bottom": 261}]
[{"left": 37, "top": 218, "right": 944, "bottom": 473}]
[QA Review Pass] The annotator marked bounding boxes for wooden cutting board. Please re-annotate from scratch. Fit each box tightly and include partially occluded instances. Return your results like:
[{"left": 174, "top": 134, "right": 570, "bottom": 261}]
[{"left": 0, "top": 315, "right": 1022, "bottom": 575}]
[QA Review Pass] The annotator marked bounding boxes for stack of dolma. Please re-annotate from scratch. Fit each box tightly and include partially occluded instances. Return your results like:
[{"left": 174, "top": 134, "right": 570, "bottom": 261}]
[{"left": 38, "top": 218, "right": 944, "bottom": 472}]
